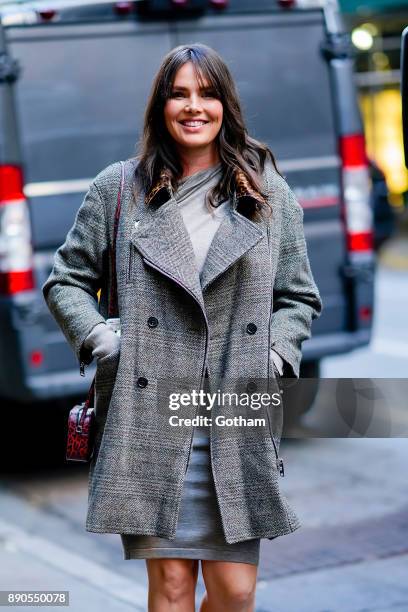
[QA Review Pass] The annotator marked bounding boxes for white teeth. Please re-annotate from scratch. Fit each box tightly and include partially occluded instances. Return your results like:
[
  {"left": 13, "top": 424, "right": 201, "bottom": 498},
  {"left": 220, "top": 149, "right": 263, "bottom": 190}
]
[{"left": 181, "top": 121, "right": 207, "bottom": 126}]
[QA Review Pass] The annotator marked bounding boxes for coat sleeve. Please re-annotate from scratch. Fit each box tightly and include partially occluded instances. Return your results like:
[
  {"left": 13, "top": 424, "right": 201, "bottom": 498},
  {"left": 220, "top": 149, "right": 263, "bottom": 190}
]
[
  {"left": 41, "top": 180, "right": 109, "bottom": 367},
  {"left": 269, "top": 180, "right": 323, "bottom": 379}
]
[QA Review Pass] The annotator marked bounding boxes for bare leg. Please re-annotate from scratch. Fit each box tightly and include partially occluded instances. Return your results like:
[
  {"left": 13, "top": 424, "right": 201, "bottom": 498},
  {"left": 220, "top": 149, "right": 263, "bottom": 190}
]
[
  {"left": 145, "top": 558, "right": 199, "bottom": 612},
  {"left": 199, "top": 560, "right": 258, "bottom": 612}
]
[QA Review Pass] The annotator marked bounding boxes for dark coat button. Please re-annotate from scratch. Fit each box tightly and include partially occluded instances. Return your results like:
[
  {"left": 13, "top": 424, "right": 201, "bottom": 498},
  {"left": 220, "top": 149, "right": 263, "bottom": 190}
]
[
  {"left": 246, "top": 381, "right": 257, "bottom": 393},
  {"left": 147, "top": 316, "right": 158, "bottom": 328},
  {"left": 246, "top": 323, "right": 257, "bottom": 335},
  {"left": 137, "top": 377, "right": 148, "bottom": 388}
]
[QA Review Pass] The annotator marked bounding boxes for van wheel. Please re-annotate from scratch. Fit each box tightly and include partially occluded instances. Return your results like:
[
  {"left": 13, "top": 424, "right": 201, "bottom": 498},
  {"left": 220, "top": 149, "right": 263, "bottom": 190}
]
[{"left": 282, "top": 360, "right": 320, "bottom": 433}]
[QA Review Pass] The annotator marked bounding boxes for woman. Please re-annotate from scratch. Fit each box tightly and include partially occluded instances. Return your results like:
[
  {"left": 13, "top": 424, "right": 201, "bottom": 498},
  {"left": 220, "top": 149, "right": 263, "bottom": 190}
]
[{"left": 43, "top": 43, "right": 322, "bottom": 611}]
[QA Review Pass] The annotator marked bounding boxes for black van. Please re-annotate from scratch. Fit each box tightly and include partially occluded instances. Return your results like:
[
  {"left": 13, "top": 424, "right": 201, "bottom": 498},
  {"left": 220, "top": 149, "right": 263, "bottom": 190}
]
[{"left": 0, "top": 0, "right": 375, "bottom": 411}]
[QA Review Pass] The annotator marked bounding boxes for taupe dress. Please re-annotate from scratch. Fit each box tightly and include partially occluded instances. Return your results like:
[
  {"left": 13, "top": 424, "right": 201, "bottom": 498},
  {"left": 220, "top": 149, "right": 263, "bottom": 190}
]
[{"left": 120, "top": 163, "right": 261, "bottom": 565}]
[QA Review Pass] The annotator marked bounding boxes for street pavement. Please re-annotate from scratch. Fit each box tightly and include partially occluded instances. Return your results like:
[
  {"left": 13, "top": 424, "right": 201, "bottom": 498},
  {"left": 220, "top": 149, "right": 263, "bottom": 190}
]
[{"left": 1, "top": 235, "right": 407, "bottom": 612}]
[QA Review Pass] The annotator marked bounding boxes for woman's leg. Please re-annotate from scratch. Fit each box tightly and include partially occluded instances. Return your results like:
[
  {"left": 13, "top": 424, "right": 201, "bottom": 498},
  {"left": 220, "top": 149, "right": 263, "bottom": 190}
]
[
  {"left": 145, "top": 558, "right": 199, "bottom": 612},
  {"left": 199, "top": 560, "right": 258, "bottom": 612}
]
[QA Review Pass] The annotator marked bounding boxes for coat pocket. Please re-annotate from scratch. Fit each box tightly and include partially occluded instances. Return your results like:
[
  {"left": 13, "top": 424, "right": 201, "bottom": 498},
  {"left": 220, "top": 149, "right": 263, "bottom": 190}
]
[
  {"left": 94, "top": 346, "right": 120, "bottom": 423},
  {"left": 272, "top": 360, "right": 281, "bottom": 380},
  {"left": 126, "top": 243, "right": 134, "bottom": 285},
  {"left": 267, "top": 348, "right": 284, "bottom": 468}
]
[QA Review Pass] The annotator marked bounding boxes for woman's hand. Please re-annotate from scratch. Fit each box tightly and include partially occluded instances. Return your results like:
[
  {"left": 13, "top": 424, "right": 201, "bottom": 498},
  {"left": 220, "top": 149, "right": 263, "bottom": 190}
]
[{"left": 83, "top": 322, "right": 120, "bottom": 360}]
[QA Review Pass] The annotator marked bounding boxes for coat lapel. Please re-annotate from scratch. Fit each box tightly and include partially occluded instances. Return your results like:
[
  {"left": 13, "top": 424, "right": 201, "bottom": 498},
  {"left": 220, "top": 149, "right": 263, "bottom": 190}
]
[
  {"left": 130, "top": 164, "right": 267, "bottom": 309},
  {"left": 199, "top": 203, "right": 264, "bottom": 292},
  {"left": 130, "top": 195, "right": 206, "bottom": 312}
]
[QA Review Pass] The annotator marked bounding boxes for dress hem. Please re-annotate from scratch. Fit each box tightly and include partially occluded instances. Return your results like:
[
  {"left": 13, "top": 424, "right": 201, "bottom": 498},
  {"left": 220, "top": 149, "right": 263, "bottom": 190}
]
[{"left": 122, "top": 546, "right": 259, "bottom": 565}]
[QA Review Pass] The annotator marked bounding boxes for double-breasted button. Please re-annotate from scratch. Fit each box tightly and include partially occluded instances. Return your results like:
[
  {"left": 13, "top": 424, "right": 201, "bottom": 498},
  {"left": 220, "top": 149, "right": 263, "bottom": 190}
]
[
  {"left": 246, "top": 323, "right": 257, "bottom": 335},
  {"left": 137, "top": 377, "right": 148, "bottom": 388},
  {"left": 246, "top": 381, "right": 257, "bottom": 393},
  {"left": 147, "top": 316, "right": 158, "bottom": 328}
]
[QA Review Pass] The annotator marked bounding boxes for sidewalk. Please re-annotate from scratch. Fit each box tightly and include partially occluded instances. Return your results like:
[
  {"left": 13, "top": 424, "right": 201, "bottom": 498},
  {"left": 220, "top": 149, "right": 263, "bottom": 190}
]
[
  {"left": 2, "top": 494, "right": 408, "bottom": 612},
  {"left": 0, "top": 489, "right": 147, "bottom": 611},
  {"left": 255, "top": 554, "right": 408, "bottom": 612},
  {"left": 2, "top": 510, "right": 407, "bottom": 612},
  {"left": 378, "top": 234, "right": 408, "bottom": 270}
]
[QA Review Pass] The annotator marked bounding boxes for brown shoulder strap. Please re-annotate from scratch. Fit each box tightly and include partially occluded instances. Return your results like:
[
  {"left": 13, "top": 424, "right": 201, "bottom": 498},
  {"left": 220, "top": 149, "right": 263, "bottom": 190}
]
[
  {"left": 108, "top": 160, "right": 125, "bottom": 317},
  {"left": 84, "top": 161, "right": 125, "bottom": 409}
]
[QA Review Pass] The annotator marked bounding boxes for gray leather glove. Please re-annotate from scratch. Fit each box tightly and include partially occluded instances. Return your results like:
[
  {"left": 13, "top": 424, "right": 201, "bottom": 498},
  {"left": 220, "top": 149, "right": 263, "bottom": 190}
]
[
  {"left": 83, "top": 322, "right": 120, "bottom": 360},
  {"left": 270, "top": 348, "right": 284, "bottom": 376}
]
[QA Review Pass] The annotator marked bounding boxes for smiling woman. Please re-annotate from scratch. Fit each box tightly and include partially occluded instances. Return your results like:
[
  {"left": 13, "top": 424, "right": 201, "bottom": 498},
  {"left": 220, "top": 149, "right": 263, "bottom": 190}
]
[
  {"left": 42, "top": 41, "right": 322, "bottom": 612},
  {"left": 135, "top": 42, "right": 282, "bottom": 221},
  {"left": 163, "top": 61, "right": 224, "bottom": 177},
  {"left": 120, "top": 42, "right": 311, "bottom": 610}
]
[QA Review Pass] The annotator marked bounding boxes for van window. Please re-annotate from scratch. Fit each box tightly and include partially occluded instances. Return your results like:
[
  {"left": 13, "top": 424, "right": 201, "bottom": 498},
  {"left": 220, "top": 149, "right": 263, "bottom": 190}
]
[{"left": 176, "top": 12, "right": 337, "bottom": 161}]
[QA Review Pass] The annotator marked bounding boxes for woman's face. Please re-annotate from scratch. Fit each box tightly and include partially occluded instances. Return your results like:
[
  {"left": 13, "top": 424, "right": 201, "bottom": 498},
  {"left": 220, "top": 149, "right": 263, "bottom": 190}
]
[{"left": 163, "top": 61, "right": 223, "bottom": 157}]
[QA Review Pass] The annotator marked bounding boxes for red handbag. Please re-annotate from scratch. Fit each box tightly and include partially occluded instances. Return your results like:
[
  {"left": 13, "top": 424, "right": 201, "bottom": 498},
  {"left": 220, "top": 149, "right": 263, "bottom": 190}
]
[{"left": 66, "top": 161, "right": 125, "bottom": 462}]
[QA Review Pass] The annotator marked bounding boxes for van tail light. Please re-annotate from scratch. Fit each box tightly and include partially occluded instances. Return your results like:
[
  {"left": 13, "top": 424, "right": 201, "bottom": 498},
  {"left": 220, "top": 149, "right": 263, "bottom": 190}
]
[
  {"left": 114, "top": 2, "right": 134, "bottom": 15},
  {"left": 36, "top": 8, "right": 57, "bottom": 21},
  {"left": 0, "top": 165, "right": 35, "bottom": 295},
  {"left": 339, "top": 134, "right": 374, "bottom": 255},
  {"left": 209, "top": 0, "right": 229, "bottom": 7}
]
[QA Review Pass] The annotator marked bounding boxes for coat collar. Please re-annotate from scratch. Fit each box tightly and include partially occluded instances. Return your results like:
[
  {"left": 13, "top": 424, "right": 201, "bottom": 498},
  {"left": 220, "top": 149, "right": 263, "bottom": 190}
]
[
  {"left": 130, "top": 164, "right": 267, "bottom": 314},
  {"left": 145, "top": 165, "right": 267, "bottom": 210}
]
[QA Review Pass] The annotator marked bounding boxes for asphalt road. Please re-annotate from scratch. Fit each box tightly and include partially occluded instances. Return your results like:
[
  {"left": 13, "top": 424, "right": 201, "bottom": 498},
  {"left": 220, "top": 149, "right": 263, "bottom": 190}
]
[{"left": 0, "top": 257, "right": 407, "bottom": 612}]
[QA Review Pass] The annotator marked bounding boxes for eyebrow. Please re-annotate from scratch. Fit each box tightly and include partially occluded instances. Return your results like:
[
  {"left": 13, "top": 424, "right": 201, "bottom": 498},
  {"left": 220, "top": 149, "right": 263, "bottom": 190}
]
[{"left": 171, "top": 85, "right": 215, "bottom": 91}]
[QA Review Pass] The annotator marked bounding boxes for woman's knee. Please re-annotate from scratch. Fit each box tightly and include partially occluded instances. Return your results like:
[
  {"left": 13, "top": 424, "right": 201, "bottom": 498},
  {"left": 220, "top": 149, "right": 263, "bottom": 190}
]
[
  {"left": 146, "top": 558, "right": 198, "bottom": 603},
  {"left": 219, "top": 580, "right": 256, "bottom": 608},
  {"left": 202, "top": 561, "right": 257, "bottom": 609}
]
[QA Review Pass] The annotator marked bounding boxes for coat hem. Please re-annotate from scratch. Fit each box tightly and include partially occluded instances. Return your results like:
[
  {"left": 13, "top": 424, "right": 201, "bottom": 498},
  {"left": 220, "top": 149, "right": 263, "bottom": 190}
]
[
  {"left": 85, "top": 520, "right": 301, "bottom": 543},
  {"left": 85, "top": 523, "right": 176, "bottom": 538},
  {"left": 223, "top": 513, "right": 301, "bottom": 544}
]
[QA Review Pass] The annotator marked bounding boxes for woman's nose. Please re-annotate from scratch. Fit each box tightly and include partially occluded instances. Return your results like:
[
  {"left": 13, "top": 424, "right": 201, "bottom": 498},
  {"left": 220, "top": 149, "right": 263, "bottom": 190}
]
[{"left": 185, "top": 93, "right": 202, "bottom": 111}]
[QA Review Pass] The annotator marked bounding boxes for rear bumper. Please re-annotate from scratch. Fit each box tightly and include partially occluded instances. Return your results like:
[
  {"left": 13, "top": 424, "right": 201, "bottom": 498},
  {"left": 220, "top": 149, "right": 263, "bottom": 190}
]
[
  {"left": 302, "top": 328, "right": 372, "bottom": 361},
  {"left": 28, "top": 367, "right": 96, "bottom": 400},
  {"left": 7, "top": 329, "right": 372, "bottom": 403},
  {"left": 2, "top": 367, "right": 96, "bottom": 403}
]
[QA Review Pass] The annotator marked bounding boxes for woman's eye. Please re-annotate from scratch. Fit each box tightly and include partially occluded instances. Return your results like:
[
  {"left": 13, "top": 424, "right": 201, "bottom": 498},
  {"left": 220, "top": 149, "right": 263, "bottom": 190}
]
[{"left": 170, "top": 91, "right": 216, "bottom": 99}]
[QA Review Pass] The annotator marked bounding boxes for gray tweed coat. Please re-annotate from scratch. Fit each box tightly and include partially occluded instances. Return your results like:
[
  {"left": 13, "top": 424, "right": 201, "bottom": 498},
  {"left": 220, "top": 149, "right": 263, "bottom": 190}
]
[{"left": 42, "top": 157, "right": 322, "bottom": 544}]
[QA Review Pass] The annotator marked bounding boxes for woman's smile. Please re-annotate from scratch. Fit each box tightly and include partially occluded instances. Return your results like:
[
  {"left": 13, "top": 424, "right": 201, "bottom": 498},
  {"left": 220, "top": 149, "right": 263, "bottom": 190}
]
[
  {"left": 164, "top": 61, "right": 223, "bottom": 156},
  {"left": 178, "top": 119, "right": 210, "bottom": 131}
]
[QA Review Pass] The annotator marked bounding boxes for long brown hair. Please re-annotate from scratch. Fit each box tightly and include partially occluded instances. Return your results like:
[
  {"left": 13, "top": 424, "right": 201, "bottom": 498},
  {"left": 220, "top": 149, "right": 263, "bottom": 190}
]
[{"left": 132, "top": 43, "right": 282, "bottom": 220}]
